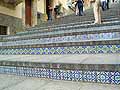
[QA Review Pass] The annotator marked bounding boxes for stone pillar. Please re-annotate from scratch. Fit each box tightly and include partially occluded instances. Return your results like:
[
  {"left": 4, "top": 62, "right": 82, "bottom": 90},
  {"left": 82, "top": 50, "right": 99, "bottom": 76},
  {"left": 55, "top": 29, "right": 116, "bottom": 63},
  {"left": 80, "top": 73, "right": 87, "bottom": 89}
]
[
  {"left": 31, "top": 0, "right": 37, "bottom": 27},
  {"left": 22, "top": 0, "right": 25, "bottom": 27}
]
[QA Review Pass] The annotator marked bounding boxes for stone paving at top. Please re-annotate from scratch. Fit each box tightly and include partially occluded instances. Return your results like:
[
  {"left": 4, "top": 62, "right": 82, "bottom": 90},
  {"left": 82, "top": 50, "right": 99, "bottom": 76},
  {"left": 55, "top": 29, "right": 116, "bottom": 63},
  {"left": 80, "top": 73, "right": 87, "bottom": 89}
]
[{"left": 0, "top": 74, "right": 120, "bottom": 90}]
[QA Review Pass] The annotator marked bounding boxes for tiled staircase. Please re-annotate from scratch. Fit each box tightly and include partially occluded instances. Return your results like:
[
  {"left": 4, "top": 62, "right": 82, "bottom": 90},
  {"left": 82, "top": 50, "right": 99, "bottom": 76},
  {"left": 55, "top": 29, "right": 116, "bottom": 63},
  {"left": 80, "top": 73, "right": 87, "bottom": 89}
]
[
  {"left": 36, "top": 2, "right": 120, "bottom": 27},
  {"left": 0, "top": 3, "right": 120, "bottom": 85}
]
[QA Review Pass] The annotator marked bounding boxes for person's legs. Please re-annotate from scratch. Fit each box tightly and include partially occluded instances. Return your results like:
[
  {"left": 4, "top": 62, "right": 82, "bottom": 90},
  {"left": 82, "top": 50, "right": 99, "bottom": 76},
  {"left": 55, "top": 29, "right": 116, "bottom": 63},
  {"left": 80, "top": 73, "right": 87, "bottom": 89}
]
[
  {"left": 78, "top": 5, "right": 83, "bottom": 16},
  {"left": 75, "top": 5, "right": 79, "bottom": 15},
  {"left": 80, "top": 6, "right": 83, "bottom": 16},
  {"left": 98, "top": 5, "right": 101, "bottom": 24},
  {"left": 93, "top": 3, "right": 101, "bottom": 24},
  {"left": 78, "top": 6, "right": 81, "bottom": 16},
  {"left": 49, "top": 11, "right": 52, "bottom": 20},
  {"left": 106, "top": 1, "right": 109, "bottom": 9},
  {"left": 101, "top": 1, "right": 106, "bottom": 11}
]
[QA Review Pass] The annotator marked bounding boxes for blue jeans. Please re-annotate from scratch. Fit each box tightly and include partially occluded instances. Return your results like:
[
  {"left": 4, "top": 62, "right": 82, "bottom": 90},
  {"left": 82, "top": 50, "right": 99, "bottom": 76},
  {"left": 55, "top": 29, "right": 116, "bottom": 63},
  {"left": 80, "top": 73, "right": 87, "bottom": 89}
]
[
  {"left": 47, "top": 11, "right": 52, "bottom": 20},
  {"left": 78, "top": 5, "right": 83, "bottom": 16},
  {"left": 101, "top": 1, "right": 107, "bottom": 11}
]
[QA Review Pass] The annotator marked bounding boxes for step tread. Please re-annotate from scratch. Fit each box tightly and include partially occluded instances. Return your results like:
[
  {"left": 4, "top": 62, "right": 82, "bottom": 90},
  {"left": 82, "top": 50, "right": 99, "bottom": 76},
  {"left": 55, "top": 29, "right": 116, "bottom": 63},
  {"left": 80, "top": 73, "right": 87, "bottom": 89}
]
[{"left": 0, "top": 54, "right": 120, "bottom": 64}]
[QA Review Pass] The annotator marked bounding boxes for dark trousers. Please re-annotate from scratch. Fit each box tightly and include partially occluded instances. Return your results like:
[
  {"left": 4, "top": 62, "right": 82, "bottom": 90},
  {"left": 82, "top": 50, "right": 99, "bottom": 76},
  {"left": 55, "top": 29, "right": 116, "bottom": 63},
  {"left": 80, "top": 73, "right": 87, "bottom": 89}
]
[
  {"left": 47, "top": 11, "right": 52, "bottom": 20},
  {"left": 106, "top": 2, "right": 109, "bottom": 9},
  {"left": 101, "top": 1, "right": 107, "bottom": 11},
  {"left": 78, "top": 5, "right": 83, "bottom": 16}
]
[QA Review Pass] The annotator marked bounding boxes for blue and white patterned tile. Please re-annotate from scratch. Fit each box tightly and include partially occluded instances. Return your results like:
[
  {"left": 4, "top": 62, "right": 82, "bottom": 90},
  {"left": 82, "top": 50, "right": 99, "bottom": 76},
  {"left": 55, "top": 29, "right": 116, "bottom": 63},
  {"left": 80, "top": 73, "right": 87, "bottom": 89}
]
[
  {"left": 8, "top": 66, "right": 17, "bottom": 75},
  {"left": 45, "top": 69, "right": 50, "bottom": 78},
  {"left": 110, "top": 72, "right": 120, "bottom": 84},
  {"left": 52, "top": 69, "right": 57, "bottom": 79},
  {"left": 88, "top": 46, "right": 97, "bottom": 54},
  {"left": 116, "top": 45, "right": 120, "bottom": 53},
  {"left": 0, "top": 66, "right": 4, "bottom": 74},
  {"left": 66, "top": 70, "right": 71, "bottom": 81},
  {"left": 0, "top": 45, "right": 120, "bottom": 55},
  {"left": 83, "top": 71, "right": 96, "bottom": 82},
  {"left": 16, "top": 67, "right": 24, "bottom": 76},
  {"left": 56, "top": 70, "right": 61, "bottom": 80},
  {"left": 40, "top": 68, "right": 47, "bottom": 78},
  {"left": 1, "top": 32, "right": 120, "bottom": 47},
  {"left": 97, "top": 71, "right": 111, "bottom": 84},
  {"left": 71, "top": 70, "right": 83, "bottom": 81},
  {"left": 49, "top": 69, "right": 54, "bottom": 79},
  {"left": 59, "top": 70, "right": 64, "bottom": 80},
  {"left": 61, "top": 70, "right": 69, "bottom": 80},
  {"left": 0, "top": 66, "right": 120, "bottom": 85}
]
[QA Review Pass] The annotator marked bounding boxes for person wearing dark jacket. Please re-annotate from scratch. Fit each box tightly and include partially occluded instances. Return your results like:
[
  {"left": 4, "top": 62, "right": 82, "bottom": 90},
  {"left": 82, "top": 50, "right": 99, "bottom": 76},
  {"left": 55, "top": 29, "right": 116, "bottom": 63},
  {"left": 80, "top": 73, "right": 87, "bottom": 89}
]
[
  {"left": 47, "top": 5, "right": 53, "bottom": 21},
  {"left": 77, "top": 0, "right": 84, "bottom": 16}
]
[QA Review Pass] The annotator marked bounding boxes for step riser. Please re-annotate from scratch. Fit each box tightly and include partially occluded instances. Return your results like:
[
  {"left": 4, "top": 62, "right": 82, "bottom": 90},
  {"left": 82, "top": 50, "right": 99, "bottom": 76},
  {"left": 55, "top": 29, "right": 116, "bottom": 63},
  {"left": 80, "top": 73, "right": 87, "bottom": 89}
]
[
  {"left": 3, "top": 29, "right": 120, "bottom": 41},
  {"left": 0, "top": 65, "right": 119, "bottom": 84},
  {"left": 1, "top": 31, "right": 120, "bottom": 46},
  {"left": 28, "top": 17, "right": 119, "bottom": 31},
  {"left": 28, "top": 18, "right": 119, "bottom": 31},
  {"left": 0, "top": 61, "right": 120, "bottom": 71},
  {"left": 3, "top": 24, "right": 120, "bottom": 40},
  {"left": 16, "top": 20, "right": 120, "bottom": 36},
  {"left": 0, "top": 45, "right": 119, "bottom": 55}
]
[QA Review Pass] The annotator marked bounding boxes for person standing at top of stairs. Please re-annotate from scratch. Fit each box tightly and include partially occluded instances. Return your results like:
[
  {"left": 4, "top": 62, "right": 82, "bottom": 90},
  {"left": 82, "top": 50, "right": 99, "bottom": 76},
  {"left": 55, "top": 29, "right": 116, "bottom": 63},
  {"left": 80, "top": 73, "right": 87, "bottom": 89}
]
[
  {"left": 47, "top": 5, "right": 53, "bottom": 21},
  {"left": 101, "top": 0, "right": 107, "bottom": 11},
  {"left": 76, "top": 0, "right": 84, "bottom": 16},
  {"left": 90, "top": 0, "right": 102, "bottom": 24}
]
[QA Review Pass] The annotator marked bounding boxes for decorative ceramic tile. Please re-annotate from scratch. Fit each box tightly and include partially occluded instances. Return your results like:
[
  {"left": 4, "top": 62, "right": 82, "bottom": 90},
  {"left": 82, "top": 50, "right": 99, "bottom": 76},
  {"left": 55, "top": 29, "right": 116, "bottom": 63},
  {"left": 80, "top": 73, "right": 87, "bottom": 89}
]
[
  {"left": 110, "top": 72, "right": 120, "bottom": 84},
  {"left": 71, "top": 70, "right": 83, "bottom": 81},
  {"left": 97, "top": 71, "right": 110, "bottom": 84},
  {"left": 0, "top": 32, "right": 120, "bottom": 47},
  {"left": 0, "top": 45, "right": 119, "bottom": 55},
  {"left": 83, "top": 71, "right": 96, "bottom": 82},
  {"left": 0, "top": 66, "right": 119, "bottom": 84}
]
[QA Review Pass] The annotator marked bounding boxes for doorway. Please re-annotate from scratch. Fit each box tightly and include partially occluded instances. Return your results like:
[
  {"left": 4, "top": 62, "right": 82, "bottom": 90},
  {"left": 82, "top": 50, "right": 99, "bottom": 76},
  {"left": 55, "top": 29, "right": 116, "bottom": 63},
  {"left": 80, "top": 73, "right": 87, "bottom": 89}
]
[
  {"left": 25, "top": 0, "right": 32, "bottom": 26},
  {"left": 0, "top": 25, "right": 8, "bottom": 35}
]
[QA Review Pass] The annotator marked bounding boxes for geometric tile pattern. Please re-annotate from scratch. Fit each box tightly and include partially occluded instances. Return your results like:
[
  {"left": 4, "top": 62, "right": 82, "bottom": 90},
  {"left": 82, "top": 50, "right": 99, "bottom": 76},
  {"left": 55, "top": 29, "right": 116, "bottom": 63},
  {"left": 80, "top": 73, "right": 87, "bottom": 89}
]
[
  {"left": 83, "top": 71, "right": 96, "bottom": 82},
  {"left": 110, "top": 72, "right": 120, "bottom": 84},
  {"left": 0, "top": 45, "right": 119, "bottom": 55},
  {"left": 1, "top": 32, "right": 120, "bottom": 46},
  {"left": 97, "top": 71, "right": 111, "bottom": 84},
  {"left": 0, "top": 66, "right": 120, "bottom": 84}
]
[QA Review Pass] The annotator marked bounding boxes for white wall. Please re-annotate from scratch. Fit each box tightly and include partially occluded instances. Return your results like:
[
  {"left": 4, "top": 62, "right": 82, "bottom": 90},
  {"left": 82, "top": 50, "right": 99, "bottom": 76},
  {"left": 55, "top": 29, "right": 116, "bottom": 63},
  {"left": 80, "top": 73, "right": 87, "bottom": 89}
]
[
  {"left": 0, "top": 3, "right": 22, "bottom": 18},
  {"left": 37, "top": 0, "right": 45, "bottom": 13}
]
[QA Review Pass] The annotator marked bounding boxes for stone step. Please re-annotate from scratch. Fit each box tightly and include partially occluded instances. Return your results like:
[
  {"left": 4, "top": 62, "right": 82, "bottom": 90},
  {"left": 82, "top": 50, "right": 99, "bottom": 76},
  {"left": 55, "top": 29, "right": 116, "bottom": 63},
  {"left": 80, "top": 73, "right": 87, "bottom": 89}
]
[
  {"left": 0, "top": 65, "right": 119, "bottom": 84},
  {"left": 2, "top": 19, "right": 120, "bottom": 41},
  {"left": 0, "top": 54, "right": 120, "bottom": 64},
  {"left": 17, "top": 17, "right": 119, "bottom": 35},
  {"left": 0, "top": 34, "right": 120, "bottom": 47},
  {"left": 27, "top": 17, "right": 118, "bottom": 32},
  {"left": 36, "top": 3, "right": 120, "bottom": 28},
  {"left": 1, "top": 28, "right": 120, "bottom": 47},
  {"left": 0, "top": 54, "right": 120, "bottom": 84}
]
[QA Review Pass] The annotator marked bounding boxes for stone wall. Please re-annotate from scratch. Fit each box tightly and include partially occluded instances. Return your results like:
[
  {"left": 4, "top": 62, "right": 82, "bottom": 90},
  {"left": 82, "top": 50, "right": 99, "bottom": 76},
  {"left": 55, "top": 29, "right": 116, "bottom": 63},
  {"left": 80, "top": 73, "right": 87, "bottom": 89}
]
[{"left": 0, "top": 13, "right": 23, "bottom": 35}]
